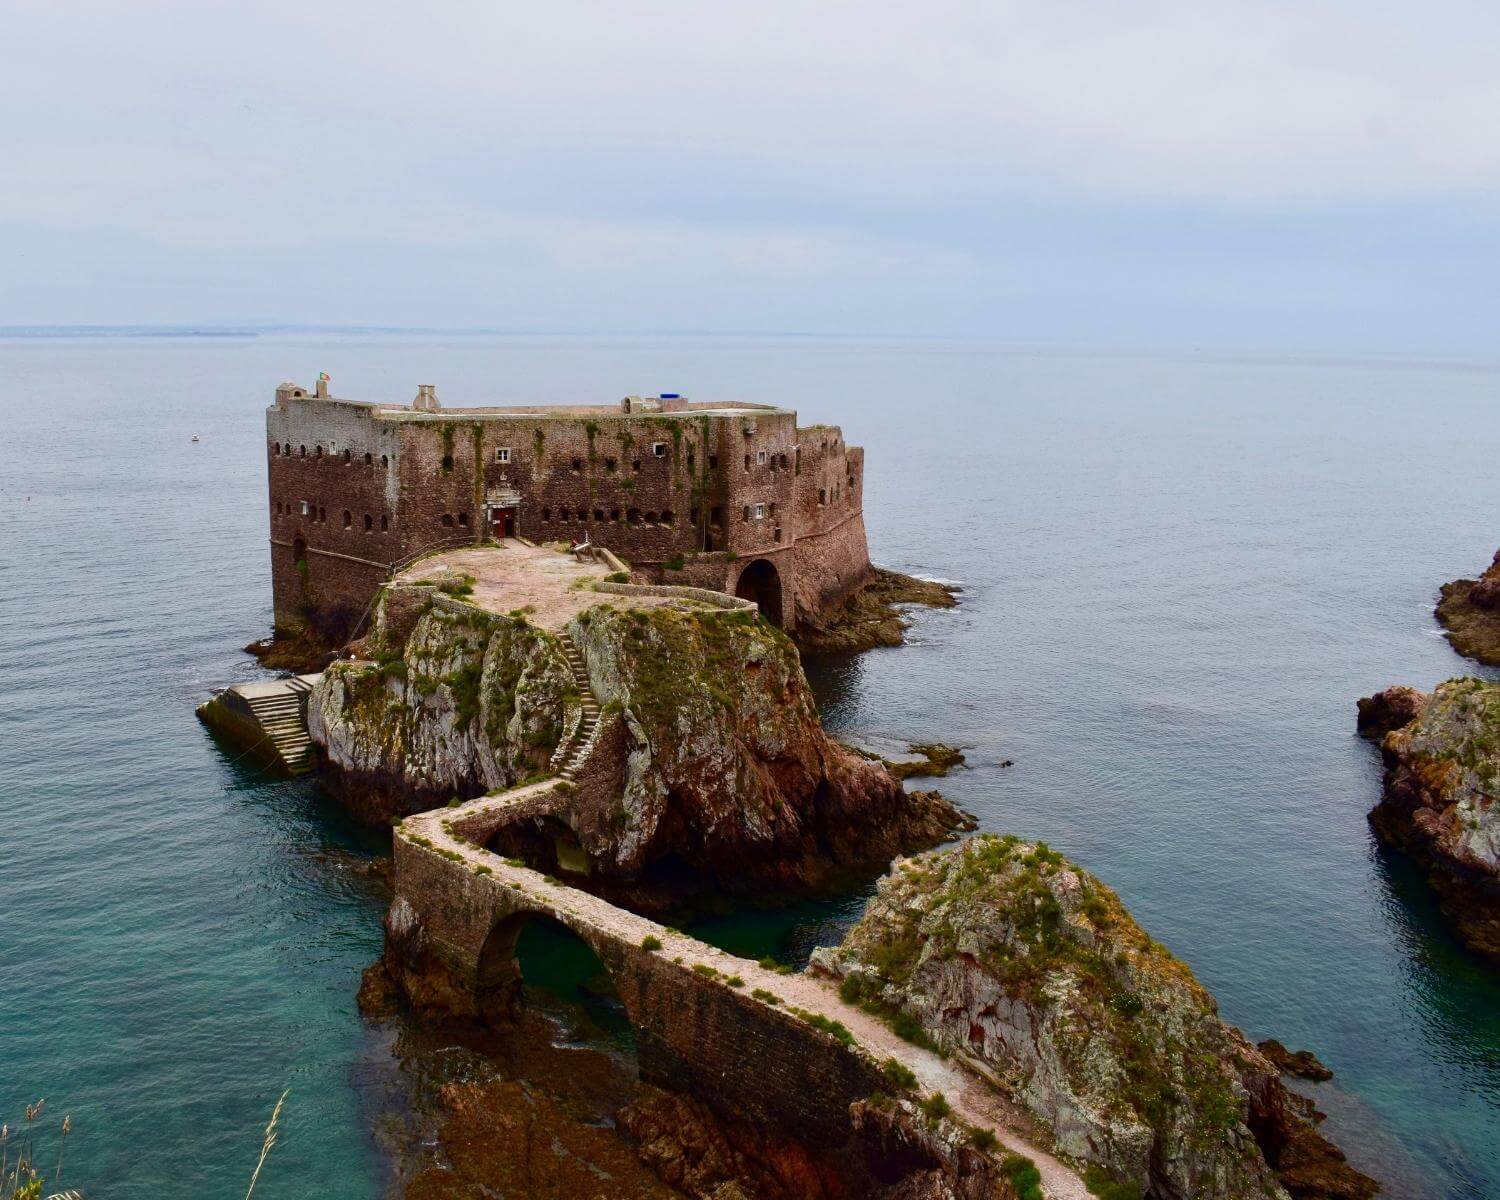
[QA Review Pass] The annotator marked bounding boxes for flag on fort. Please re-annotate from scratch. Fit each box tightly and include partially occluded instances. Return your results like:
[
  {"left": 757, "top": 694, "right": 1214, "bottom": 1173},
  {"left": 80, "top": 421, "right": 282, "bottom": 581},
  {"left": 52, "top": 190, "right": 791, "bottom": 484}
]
[{"left": 318, "top": 372, "right": 330, "bottom": 381}]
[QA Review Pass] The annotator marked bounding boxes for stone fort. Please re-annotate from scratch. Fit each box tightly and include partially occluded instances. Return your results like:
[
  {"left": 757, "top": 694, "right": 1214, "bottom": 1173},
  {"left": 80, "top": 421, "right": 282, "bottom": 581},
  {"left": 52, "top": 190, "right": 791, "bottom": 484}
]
[{"left": 266, "top": 379, "right": 873, "bottom": 639}]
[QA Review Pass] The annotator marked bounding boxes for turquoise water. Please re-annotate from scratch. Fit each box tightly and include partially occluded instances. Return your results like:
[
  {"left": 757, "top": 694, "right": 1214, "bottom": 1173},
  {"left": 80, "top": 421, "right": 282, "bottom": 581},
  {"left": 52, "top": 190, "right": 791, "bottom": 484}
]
[{"left": 3, "top": 332, "right": 1498, "bottom": 1198}]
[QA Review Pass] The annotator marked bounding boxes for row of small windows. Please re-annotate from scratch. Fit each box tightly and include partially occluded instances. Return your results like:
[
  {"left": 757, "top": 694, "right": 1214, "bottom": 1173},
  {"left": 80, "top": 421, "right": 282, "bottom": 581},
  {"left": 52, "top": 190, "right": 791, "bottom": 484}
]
[
  {"left": 541, "top": 508, "right": 676, "bottom": 526},
  {"left": 276, "top": 443, "right": 389, "bottom": 468},
  {"left": 568, "top": 443, "right": 672, "bottom": 474},
  {"left": 818, "top": 483, "right": 844, "bottom": 505},
  {"left": 439, "top": 513, "right": 470, "bottom": 529},
  {"left": 745, "top": 450, "right": 791, "bottom": 471},
  {"left": 275, "top": 499, "right": 387, "bottom": 531}
]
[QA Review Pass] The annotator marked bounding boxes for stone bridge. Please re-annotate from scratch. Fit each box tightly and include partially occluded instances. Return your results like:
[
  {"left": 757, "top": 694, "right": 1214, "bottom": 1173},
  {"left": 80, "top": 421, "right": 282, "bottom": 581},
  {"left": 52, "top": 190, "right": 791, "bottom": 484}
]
[{"left": 389, "top": 780, "right": 1091, "bottom": 1199}]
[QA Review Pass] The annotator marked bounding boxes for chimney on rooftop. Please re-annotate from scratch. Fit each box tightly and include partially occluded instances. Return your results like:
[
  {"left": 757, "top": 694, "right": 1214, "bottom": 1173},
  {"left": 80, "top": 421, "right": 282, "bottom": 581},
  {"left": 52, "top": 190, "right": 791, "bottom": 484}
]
[{"left": 413, "top": 384, "right": 441, "bottom": 413}]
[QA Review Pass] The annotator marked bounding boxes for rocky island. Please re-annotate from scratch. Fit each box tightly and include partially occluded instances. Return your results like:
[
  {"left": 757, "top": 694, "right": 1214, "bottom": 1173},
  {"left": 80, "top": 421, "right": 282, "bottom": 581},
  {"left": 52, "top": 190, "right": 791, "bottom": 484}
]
[
  {"left": 1358, "top": 680, "right": 1500, "bottom": 963},
  {"left": 1434, "top": 548, "right": 1500, "bottom": 666}
]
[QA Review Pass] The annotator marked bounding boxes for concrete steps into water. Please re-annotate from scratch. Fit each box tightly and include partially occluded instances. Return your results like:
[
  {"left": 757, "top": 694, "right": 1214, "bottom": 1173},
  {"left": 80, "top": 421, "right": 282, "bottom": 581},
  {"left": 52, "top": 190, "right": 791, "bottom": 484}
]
[{"left": 197, "top": 674, "right": 321, "bottom": 775}]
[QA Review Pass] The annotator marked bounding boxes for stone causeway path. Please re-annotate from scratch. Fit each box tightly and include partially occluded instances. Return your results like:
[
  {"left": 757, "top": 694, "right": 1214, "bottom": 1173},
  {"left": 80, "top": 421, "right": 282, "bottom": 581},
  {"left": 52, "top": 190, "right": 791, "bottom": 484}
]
[{"left": 402, "top": 787, "right": 1092, "bottom": 1200}]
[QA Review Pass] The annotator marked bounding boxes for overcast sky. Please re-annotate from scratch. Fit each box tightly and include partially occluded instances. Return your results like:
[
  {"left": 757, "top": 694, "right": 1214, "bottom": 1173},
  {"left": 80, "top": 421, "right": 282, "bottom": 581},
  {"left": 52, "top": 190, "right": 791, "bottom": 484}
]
[{"left": 2, "top": 1, "right": 1496, "bottom": 351}]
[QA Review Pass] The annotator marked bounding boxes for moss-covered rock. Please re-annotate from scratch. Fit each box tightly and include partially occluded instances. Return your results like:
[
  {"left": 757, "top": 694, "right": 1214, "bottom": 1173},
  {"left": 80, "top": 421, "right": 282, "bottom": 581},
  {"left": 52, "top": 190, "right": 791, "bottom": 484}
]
[
  {"left": 1361, "top": 678, "right": 1500, "bottom": 962},
  {"left": 812, "top": 836, "right": 1377, "bottom": 1200},
  {"left": 310, "top": 589, "right": 572, "bottom": 820},
  {"left": 568, "top": 603, "right": 969, "bottom": 899},
  {"left": 794, "top": 568, "right": 958, "bottom": 656}
]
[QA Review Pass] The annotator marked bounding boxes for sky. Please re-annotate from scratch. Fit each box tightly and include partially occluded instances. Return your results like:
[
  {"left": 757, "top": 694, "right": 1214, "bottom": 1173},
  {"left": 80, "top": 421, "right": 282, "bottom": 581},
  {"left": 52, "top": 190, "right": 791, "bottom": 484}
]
[{"left": 1, "top": 1, "right": 1497, "bottom": 352}]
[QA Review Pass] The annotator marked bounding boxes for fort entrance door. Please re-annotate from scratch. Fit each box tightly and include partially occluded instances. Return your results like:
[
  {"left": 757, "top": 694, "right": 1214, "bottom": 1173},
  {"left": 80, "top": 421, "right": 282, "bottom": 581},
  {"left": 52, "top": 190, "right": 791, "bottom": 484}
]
[{"left": 489, "top": 506, "right": 516, "bottom": 539}]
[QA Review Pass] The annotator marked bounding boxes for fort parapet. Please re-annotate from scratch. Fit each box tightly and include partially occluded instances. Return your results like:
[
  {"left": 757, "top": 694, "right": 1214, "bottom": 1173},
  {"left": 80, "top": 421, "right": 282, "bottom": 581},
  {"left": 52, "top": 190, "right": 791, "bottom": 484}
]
[{"left": 266, "top": 382, "right": 872, "bottom": 641}]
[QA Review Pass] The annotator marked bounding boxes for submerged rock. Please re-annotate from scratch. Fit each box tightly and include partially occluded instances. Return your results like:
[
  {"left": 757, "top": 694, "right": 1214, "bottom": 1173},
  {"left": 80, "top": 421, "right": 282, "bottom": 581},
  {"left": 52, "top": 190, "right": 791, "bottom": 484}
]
[
  {"left": 793, "top": 568, "right": 959, "bottom": 656},
  {"left": 1435, "top": 549, "right": 1500, "bottom": 666},
  {"left": 812, "top": 836, "right": 1377, "bottom": 1200},
  {"left": 1255, "top": 1041, "right": 1333, "bottom": 1084},
  {"left": 1359, "top": 677, "right": 1500, "bottom": 963}
]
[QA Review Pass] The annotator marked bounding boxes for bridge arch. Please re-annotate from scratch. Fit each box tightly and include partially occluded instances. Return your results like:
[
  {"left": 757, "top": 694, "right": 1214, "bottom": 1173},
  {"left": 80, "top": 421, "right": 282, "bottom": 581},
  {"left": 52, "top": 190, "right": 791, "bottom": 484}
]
[
  {"left": 733, "top": 558, "right": 783, "bottom": 626},
  {"left": 475, "top": 908, "right": 631, "bottom": 1031}
]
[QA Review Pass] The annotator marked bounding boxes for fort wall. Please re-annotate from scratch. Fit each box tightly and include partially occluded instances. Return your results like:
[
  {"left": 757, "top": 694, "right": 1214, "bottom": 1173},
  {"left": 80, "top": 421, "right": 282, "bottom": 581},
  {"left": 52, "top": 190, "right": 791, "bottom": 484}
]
[{"left": 265, "top": 383, "right": 873, "bottom": 639}]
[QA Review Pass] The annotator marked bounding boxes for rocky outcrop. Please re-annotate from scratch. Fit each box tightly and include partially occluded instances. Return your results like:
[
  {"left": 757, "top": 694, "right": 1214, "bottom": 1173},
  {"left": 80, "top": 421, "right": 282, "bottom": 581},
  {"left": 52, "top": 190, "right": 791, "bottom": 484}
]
[
  {"left": 812, "top": 836, "right": 1377, "bottom": 1200},
  {"left": 1354, "top": 687, "right": 1426, "bottom": 742},
  {"left": 1435, "top": 549, "right": 1500, "bottom": 666},
  {"left": 1359, "top": 678, "right": 1500, "bottom": 962},
  {"left": 311, "top": 585, "right": 968, "bottom": 898},
  {"left": 309, "top": 590, "right": 573, "bottom": 821},
  {"left": 794, "top": 569, "right": 959, "bottom": 656},
  {"left": 566, "top": 603, "right": 969, "bottom": 901}
]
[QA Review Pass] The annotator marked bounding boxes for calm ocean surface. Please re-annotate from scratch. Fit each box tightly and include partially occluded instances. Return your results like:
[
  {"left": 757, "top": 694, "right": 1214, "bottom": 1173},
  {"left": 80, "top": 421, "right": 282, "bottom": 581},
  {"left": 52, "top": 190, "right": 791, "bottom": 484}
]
[{"left": 2, "top": 332, "right": 1498, "bottom": 1199}]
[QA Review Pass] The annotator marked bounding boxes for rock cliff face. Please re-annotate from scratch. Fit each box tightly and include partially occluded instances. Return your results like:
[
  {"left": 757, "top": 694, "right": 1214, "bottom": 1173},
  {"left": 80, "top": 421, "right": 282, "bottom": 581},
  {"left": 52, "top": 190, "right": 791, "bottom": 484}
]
[
  {"left": 567, "top": 602, "right": 967, "bottom": 899},
  {"left": 310, "top": 592, "right": 573, "bottom": 821},
  {"left": 812, "top": 836, "right": 1377, "bottom": 1200},
  {"left": 1435, "top": 549, "right": 1500, "bottom": 666},
  {"left": 311, "top": 586, "right": 967, "bottom": 897},
  {"left": 1359, "top": 680, "right": 1500, "bottom": 962}
]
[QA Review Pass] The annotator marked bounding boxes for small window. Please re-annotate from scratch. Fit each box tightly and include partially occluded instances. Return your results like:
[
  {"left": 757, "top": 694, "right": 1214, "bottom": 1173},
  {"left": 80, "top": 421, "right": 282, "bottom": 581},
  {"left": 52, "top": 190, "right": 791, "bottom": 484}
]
[
  {"left": 342, "top": 510, "right": 352, "bottom": 528},
  {"left": 690, "top": 506, "right": 700, "bottom": 524},
  {"left": 318, "top": 506, "right": 326, "bottom": 522},
  {"left": 541, "top": 507, "right": 552, "bottom": 521},
  {"left": 744, "top": 454, "right": 751, "bottom": 471},
  {"left": 610, "top": 508, "right": 621, "bottom": 522},
  {"left": 559, "top": 508, "right": 571, "bottom": 522},
  {"left": 754, "top": 503, "right": 765, "bottom": 520},
  {"left": 364, "top": 514, "right": 373, "bottom": 531},
  {"left": 275, "top": 501, "right": 283, "bottom": 515},
  {"left": 300, "top": 500, "right": 310, "bottom": 516},
  {"left": 818, "top": 488, "right": 826, "bottom": 505},
  {"left": 708, "top": 455, "right": 718, "bottom": 470},
  {"left": 627, "top": 508, "right": 640, "bottom": 524},
  {"left": 756, "top": 450, "right": 767, "bottom": 466},
  {"left": 768, "top": 502, "right": 777, "bottom": 517},
  {"left": 593, "top": 508, "right": 604, "bottom": 522},
  {"left": 343, "top": 449, "right": 352, "bottom": 464},
  {"left": 441, "top": 454, "right": 454, "bottom": 470},
  {"left": 364, "top": 452, "right": 372, "bottom": 465},
  {"left": 605, "top": 457, "right": 617, "bottom": 472},
  {"left": 441, "top": 514, "right": 454, "bottom": 528},
  {"left": 652, "top": 442, "right": 668, "bottom": 457},
  {"left": 632, "top": 459, "right": 641, "bottom": 472},
  {"left": 299, "top": 445, "right": 307, "bottom": 457},
  {"left": 457, "top": 512, "right": 469, "bottom": 527},
  {"left": 686, "top": 451, "right": 695, "bottom": 469},
  {"left": 742, "top": 505, "right": 751, "bottom": 522},
  {"left": 381, "top": 454, "right": 389, "bottom": 467},
  {"left": 779, "top": 453, "right": 788, "bottom": 469},
  {"left": 496, "top": 447, "right": 511, "bottom": 463},
  {"left": 773, "top": 526, "right": 782, "bottom": 541},
  {"left": 571, "top": 457, "right": 584, "bottom": 472},
  {"left": 315, "top": 445, "right": 323, "bottom": 458},
  {"left": 661, "top": 510, "right": 674, "bottom": 525},
  {"left": 380, "top": 515, "right": 388, "bottom": 531}
]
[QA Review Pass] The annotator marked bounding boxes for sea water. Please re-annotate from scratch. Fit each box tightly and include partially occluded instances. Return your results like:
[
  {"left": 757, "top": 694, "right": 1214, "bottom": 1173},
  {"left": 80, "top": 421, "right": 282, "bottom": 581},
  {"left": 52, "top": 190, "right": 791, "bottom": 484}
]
[{"left": 2, "top": 332, "right": 1497, "bottom": 1199}]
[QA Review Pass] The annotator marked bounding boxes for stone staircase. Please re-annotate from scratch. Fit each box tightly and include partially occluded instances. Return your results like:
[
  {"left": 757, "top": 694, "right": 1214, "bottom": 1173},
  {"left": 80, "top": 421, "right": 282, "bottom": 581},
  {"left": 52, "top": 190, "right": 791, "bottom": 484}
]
[
  {"left": 242, "top": 675, "right": 317, "bottom": 774},
  {"left": 551, "top": 634, "right": 602, "bottom": 781}
]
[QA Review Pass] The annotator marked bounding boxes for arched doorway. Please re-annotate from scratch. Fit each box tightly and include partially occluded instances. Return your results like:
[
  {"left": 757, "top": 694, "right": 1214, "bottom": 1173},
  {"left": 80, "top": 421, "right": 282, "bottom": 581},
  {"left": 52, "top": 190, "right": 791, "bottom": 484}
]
[
  {"left": 475, "top": 912, "right": 632, "bottom": 1047},
  {"left": 734, "top": 558, "right": 782, "bottom": 626}
]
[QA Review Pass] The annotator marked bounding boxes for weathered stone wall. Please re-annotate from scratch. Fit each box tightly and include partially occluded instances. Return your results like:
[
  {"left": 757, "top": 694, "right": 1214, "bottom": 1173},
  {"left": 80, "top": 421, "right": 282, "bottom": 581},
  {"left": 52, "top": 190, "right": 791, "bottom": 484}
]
[{"left": 389, "top": 835, "right": 890, "bottom": 1147}]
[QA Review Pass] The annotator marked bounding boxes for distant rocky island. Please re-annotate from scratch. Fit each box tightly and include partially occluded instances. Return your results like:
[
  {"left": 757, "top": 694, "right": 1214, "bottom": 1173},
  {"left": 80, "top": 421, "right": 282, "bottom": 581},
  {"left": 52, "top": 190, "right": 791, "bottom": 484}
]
[{"left": 207, "top": 379, "right": 1378, "bottom": 1200}]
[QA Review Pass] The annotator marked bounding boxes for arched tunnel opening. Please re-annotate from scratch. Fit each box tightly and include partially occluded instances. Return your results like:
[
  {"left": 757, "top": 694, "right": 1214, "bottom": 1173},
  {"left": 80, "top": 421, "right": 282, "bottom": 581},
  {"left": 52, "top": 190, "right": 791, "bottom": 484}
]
[
  {"left": 476, "top": 912, "right": 635, "bottom": 1052},
  {"left": 733, "top": 558, "right": 782, "bottom": 626}
]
